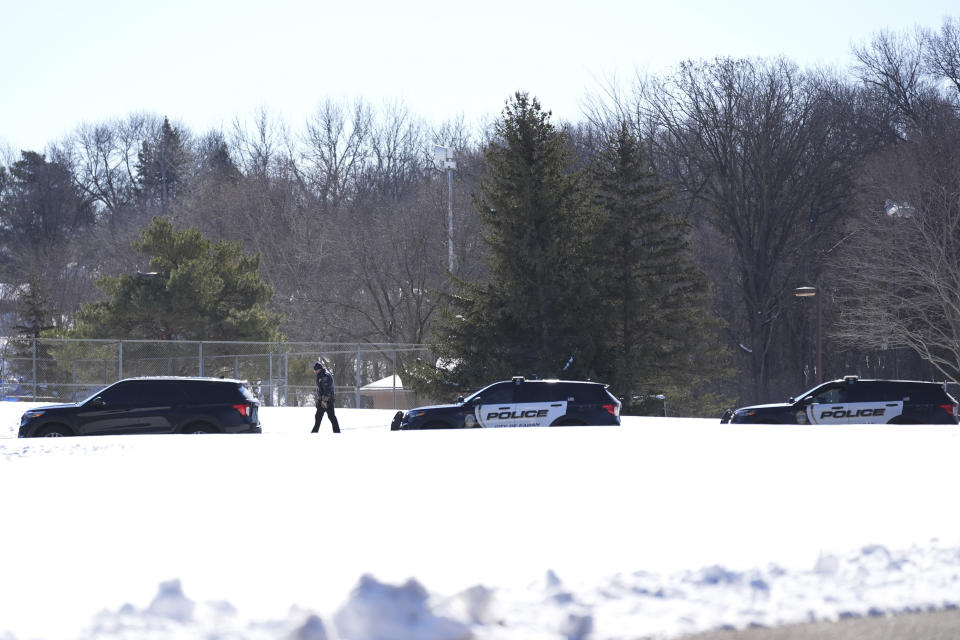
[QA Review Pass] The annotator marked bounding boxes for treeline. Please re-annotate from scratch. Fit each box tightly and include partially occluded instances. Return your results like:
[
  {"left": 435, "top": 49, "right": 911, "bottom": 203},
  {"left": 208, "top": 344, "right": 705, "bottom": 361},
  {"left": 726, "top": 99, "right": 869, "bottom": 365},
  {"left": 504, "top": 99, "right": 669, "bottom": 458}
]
[{"left": 1, "top": 18, "right": 959, "bottom": 411}]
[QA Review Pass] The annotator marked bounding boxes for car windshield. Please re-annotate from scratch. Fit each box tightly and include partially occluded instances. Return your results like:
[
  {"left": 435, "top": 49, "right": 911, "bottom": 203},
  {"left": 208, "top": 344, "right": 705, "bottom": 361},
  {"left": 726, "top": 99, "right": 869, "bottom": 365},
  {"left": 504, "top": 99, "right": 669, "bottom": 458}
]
[
  {"left": 79, "top": 385, "right": 109, "bottom": 405},
  {"left": 462, "top": 382, "right": 499, "bottom": 404},
  {"left": 794, "top": 382, "right": 832, "bottom": 403}
]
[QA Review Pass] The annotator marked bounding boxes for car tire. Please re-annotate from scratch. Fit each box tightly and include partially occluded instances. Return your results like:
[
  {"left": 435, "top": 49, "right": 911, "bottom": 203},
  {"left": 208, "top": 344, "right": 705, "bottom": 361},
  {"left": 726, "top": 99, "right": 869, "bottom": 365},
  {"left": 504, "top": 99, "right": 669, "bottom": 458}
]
[
  {"left": 37, "top": 424, "right": 72, "bottom": 437},
  {"left": 182, "top": 423, "right": 218, "bottom": 434}
]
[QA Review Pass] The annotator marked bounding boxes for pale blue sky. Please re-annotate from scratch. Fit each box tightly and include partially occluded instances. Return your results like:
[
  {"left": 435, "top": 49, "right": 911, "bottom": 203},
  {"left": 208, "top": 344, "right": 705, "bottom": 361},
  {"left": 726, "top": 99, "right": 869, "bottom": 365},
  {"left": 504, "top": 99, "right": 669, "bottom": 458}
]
[{"left": 1, "top": 0, "right": 956, "bottom": 153}]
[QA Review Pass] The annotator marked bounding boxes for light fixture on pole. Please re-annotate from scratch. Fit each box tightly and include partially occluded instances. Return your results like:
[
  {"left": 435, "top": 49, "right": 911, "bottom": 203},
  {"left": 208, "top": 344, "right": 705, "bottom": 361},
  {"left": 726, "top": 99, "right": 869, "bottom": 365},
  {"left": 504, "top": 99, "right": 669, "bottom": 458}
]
[
  {"left": 434, "top": 145, "right": 456, "bottom": 272},
  {"left": 794, "top": 285, "right": 822, "bottom": 382}
]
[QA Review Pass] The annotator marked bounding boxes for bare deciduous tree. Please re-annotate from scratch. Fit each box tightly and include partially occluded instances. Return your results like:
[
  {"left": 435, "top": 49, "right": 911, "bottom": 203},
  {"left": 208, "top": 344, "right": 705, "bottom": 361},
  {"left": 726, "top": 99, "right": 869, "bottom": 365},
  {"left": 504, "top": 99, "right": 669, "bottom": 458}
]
[
  {"left": 68, "top": 114, "right": 162, "bottom": 224},
  {"left": 922, "top": 17, "right": 960, "bottom": 100},
  {"left": 301, "top": 98, "right": 372, "bottom": 211},
  {"left": 833, "top": 123, "right": 960, "bottom": 381},
  {"left": 619, "top": 59, "right": 861, "bottom": 399},
  {"left": 229, "top": 107, "right": 292, "bottom": 180}
]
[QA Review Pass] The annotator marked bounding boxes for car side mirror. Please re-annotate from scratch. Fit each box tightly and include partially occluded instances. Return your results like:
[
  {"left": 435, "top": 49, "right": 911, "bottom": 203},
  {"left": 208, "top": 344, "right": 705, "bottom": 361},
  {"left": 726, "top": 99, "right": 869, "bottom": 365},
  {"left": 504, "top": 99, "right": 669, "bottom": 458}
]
[
  {"left": 90, "top": 396, "right": 105, "bottom": 407},
  {"left": 457, "top": 395, "right": 465, "bottom": 404}
]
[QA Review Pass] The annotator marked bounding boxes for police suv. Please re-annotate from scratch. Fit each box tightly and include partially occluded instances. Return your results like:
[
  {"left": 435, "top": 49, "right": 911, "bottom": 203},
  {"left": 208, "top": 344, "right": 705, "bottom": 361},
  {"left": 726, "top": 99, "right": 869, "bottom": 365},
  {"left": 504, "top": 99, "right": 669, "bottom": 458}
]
[
  {"left": 390, "top": 376, "right": 621, "bottom": 430},
  {"left": 721, "top": 376, "right": 959, "bottom": 425}
]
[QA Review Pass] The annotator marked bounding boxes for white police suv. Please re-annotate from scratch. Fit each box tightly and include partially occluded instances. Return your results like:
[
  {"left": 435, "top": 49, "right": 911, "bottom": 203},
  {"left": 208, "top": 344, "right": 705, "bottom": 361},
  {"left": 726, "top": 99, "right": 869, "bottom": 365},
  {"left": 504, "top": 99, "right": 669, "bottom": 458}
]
[
  {"left": 721, "top": 376, "right": 959, "bottom": 425},
  {"left": 391, "top": 376, "right": 621, "bottom": 430}
]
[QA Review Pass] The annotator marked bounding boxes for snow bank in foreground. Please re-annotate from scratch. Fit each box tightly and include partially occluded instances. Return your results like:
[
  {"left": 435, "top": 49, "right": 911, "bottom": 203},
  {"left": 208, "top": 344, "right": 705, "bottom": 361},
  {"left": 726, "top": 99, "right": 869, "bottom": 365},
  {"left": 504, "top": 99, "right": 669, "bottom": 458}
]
[
  {"left": 43, "top": 541, "right": 960, "bottom": 640},
  {"left": 4, "top": 407, "right": 960, "bottom": 639}
]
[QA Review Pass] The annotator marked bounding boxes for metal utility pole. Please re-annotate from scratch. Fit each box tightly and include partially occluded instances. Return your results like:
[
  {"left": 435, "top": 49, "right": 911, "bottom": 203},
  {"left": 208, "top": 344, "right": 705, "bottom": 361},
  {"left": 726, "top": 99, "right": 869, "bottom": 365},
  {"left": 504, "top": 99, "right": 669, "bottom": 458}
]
[
  {"left": 795, "top": 286, "right": 823, "bottom": 382},
  {"left": 434, "top": 145, "right": 457, "bottom": 272}
]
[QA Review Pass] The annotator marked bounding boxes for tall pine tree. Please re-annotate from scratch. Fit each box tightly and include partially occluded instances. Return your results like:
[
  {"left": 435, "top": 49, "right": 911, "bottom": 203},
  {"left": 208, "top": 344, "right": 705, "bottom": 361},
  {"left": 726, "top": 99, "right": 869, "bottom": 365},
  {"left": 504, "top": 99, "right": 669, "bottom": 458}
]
[
  {"left": 135, "top": 117, "right": 190, "bottom": 214},
  {"left": 591, "top": 122, "right": 729, "bottom": 414},
  {"left": 13, "top": 272, "right": 56, "bottom": 337},
  {"left": 427, "top": 93, "right": 603, "bottom": 389}
]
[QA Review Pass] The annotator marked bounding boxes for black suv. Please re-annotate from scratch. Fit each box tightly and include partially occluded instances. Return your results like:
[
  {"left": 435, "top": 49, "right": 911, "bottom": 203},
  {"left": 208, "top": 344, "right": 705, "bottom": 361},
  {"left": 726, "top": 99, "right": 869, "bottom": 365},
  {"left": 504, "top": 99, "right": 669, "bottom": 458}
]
[
  {"left": 391, "top": 376, "right": 621, "bottom": 430},
  {"left": 721, "top": 376, "right": 959, "bottom": 425},
  {"left": 18, "top": 377, "right": 261, "bottom": 437}
]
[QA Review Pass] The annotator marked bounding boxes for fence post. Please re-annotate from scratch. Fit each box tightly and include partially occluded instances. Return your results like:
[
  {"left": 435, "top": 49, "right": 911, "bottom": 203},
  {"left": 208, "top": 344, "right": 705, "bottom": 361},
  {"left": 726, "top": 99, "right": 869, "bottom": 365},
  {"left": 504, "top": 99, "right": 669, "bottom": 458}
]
[
  {"left": 284, "top": 351, "right": 289, "bottom": 406},
  {"left": 268, "top": 351, "right": 274, "bottom": 406},
  {"left": 32, "top": 338, "right": 37, "bottom": 401},
  {"left": 355, "top": 344, "right": 361, "bottom": 409},
  {"left": 198, "top": 342, "right": 204, "bottom": 377},
  {"left": 118, "top": 341, "right": 123, "bottom": 379}
]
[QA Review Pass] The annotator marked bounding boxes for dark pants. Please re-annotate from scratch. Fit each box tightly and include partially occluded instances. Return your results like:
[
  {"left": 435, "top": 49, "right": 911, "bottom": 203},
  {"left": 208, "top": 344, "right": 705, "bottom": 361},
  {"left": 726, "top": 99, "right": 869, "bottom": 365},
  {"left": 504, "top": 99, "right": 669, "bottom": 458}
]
[{"left": 312, "top": 400, "right": 341, "bottom": 433}]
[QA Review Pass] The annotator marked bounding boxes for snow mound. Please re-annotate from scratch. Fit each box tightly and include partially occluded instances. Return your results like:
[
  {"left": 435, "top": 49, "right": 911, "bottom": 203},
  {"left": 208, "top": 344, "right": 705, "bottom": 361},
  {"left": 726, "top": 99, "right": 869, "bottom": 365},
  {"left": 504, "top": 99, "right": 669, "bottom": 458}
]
[{"left": 333, "top": 574, "right": 471, "bottom": 640}]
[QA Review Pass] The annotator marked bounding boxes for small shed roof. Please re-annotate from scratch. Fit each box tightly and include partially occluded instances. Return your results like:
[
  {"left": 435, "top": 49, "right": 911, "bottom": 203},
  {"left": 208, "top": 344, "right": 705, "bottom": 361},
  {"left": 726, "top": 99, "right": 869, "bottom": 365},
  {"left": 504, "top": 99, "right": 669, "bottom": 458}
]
[{"left": 360, "top": 375, "right": 404, "bottom": 390}]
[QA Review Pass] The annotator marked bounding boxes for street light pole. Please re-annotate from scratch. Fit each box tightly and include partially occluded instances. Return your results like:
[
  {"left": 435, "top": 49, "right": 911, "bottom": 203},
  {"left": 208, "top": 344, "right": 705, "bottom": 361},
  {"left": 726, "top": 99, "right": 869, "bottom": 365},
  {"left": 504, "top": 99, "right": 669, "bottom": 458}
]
[
  {"left": 434, "top": 145, "right": 456, "bottom": 272},
  {"left": 447, "top": 163, "right": 454, "bottom": 272},
  {"left": 795, "top": 286, "right": 822, "bottom": 382},
  {"left": 816, "top": 291, "right": 822, "bottom": 380}
]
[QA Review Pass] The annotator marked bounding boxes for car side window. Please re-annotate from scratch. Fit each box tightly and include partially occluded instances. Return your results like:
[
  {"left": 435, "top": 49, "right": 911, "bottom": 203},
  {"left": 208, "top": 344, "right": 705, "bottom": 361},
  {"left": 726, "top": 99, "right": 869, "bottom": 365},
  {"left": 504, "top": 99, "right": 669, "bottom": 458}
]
[
  {"left": 516, "top": 383, "right": 555, "bottom": 403},
  {"left": 569, "top": 384, "right": 604, "bottom": 402},
  {"left": 910, "top": 385, "right": 951, "bottom": 403},
  {"left": 131, "top": 381, "right": 180, "bottom": 405},
  {"left": 479, "top": 383, "right": 514, "bottom": 404},
  {"left": 181, "top": 381, "right": 243, "bottom": 404},
  {"left": 96, "top": 380, "right": 183, "bottom": 406},
  {"left": 847, "top": 384, "right": 886, "bottom": 403},
  {"left": 809, "top": 386, "right": 848, "bottom": 404},
  {"left": 140, "top": 381, "right": 185, "bottom": 405}
]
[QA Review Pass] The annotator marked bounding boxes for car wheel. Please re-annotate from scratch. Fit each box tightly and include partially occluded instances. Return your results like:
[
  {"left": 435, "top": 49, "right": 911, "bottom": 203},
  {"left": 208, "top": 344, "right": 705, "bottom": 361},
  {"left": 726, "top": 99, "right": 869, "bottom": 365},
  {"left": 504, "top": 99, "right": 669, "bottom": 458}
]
[
  {"left": 37, "top": 424, "right": 72, "bottom": 437},
  {"left": 182, "top": 423, "right": 218, "bottom": 434}
]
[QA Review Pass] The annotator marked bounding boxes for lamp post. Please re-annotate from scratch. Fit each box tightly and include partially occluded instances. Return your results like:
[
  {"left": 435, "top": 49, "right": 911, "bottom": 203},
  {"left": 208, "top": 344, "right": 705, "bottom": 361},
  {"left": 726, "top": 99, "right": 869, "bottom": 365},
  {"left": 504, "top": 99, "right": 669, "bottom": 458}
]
[
  {"left": 794, "top": 285, "right": 822, "bottom": 382},
  {"left": 434, "top": 145, "right": 456, "bottom": 272}
]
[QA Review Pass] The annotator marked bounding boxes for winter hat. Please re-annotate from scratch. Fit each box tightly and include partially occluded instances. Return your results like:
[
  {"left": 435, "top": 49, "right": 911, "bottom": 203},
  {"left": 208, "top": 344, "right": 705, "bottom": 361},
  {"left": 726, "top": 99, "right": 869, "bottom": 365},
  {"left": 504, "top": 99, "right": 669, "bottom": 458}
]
[{"left": 313, "top": 359, "right": 324, "bottom": 371}]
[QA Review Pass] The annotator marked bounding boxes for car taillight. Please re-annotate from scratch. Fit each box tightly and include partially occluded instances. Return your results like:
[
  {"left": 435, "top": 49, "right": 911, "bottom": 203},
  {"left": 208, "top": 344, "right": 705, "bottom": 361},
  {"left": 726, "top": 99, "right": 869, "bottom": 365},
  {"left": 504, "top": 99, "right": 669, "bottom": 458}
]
[
  {"left": 232, "top": 404, "right": 251, "bottom": 417},
  {"left": 940, "top": 404, "right": 955, "bottom": 416},
  {"left": 602, "top": 404, "right": 618, "bottom": 417}
]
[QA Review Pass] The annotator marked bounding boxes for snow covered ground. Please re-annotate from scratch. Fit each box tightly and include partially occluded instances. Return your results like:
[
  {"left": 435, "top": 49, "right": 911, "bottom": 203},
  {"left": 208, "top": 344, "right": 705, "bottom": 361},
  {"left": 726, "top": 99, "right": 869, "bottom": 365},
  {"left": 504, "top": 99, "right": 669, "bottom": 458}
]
[{"left": 2, "top": 402, "right": 960, "bottom": 640}]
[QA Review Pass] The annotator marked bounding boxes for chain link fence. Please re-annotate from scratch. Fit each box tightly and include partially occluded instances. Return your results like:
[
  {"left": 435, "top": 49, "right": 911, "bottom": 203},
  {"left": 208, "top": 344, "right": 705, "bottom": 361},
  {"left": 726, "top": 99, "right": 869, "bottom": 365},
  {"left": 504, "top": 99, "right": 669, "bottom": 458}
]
[{"left": 0, "top": 338, "right": 431, "bottom": 410}]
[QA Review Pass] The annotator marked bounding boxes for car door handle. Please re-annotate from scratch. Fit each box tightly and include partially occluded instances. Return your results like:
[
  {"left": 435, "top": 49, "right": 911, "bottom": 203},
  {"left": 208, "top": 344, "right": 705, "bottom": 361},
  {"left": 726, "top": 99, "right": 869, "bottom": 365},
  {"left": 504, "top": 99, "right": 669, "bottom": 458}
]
[
  {"left": 830, "top": 406, "right": 844, "bottom": 409},
  {"left": 550, "top": 403, "right": 562, "bottom": 407},
  {"left": 497, "top": 406, "right": 510, "bottom": 410},
  {"left": 886, "top": 403, "right": 898, "bottom": 407}
]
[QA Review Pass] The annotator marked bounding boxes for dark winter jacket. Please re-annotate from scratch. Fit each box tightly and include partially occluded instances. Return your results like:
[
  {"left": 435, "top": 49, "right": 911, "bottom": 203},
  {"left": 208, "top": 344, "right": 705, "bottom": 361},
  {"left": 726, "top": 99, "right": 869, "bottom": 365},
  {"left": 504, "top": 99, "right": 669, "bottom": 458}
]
[{"left": 316, "top": 369, "right": 335, "bottom": 401}]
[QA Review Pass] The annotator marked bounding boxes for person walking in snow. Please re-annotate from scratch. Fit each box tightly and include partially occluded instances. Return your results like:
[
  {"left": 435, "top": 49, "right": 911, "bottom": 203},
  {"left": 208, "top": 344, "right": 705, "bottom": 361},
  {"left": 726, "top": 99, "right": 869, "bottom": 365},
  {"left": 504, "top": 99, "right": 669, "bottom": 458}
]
[{"left": 311, "top": 359, "right": 341, "bottom": 434}]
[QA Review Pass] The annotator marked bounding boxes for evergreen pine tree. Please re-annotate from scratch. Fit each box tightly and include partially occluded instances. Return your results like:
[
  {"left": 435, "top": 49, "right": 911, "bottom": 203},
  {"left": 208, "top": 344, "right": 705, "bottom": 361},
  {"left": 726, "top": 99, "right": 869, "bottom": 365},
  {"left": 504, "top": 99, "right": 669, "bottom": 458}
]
[
  {"left": 6, "top": 273, "right": 60, "bottom": 389},
  {"left": 427, "top": 93, "right": 603, "bottom": 389},
  {"left": 135, "top": 117, "right": 190, "bottom": 214},
  {"left": 13, "top": 273, "right": 55, "bottom": 338},
  {"left": 591, "top": 122, "right": 729, "bottom": 414},
  {"left": 0, "top": 151, "right": 94, "bottom": 251},
  {"left": 72, "top": 217, "right": 282, "bottom": 341}
]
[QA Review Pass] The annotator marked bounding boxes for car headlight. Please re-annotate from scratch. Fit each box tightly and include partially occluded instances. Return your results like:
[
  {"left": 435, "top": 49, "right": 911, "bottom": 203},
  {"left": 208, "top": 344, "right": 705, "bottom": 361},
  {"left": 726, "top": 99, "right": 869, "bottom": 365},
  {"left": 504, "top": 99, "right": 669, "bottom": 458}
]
[{"left": 21, "top": 410, "right": 46, "bottom": 422}]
